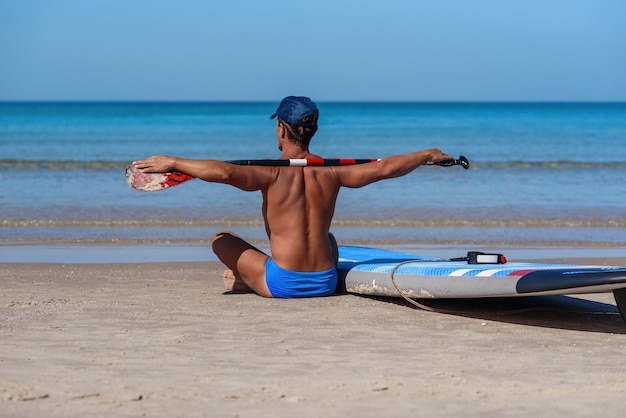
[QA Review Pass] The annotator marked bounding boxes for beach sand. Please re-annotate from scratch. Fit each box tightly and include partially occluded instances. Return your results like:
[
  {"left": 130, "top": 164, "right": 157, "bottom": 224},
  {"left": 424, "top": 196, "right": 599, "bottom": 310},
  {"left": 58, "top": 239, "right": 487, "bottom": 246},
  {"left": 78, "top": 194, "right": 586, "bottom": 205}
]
[{"left": 2, "top": 259, "right": 626, "bottom": 417}]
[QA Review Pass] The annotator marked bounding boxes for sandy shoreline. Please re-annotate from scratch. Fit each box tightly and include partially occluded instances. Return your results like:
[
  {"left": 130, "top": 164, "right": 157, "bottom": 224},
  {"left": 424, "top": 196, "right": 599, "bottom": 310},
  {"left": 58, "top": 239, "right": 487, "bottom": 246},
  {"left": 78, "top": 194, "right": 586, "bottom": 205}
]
[
  {"left": 2, "top": 242, "right": 626, "bottom": 264},
  {"left": 2, "top": 259, "right": 626, "bottom": 417}
]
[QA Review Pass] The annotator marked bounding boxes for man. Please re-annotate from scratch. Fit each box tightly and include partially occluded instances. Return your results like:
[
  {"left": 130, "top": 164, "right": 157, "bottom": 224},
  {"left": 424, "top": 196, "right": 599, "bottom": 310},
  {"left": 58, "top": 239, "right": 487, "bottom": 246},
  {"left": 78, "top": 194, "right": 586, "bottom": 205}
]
[{"left": 133, "top": 96, "right": 453, "bottom": 298}]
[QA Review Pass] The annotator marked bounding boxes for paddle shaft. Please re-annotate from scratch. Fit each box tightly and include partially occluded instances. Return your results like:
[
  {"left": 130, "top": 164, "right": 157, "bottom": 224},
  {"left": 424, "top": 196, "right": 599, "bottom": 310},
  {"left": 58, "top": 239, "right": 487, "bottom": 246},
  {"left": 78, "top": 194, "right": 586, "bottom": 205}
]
[
  {"left": 227, "top": 158, "right": 379, "bottom": 166},
  {"left": 165, "top": 156, "right": 468, "bottom": 182},
  {"left": 228, "top": 156, "right": 469, "bottom": 169}
]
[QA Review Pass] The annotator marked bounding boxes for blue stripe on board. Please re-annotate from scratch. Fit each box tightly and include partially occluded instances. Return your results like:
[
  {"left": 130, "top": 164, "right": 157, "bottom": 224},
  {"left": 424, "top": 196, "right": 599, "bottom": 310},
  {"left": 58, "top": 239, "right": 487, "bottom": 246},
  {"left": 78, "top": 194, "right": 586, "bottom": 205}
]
[
  {"left": 353, "top": 264, "right": 565, "bottom": 277},
  {"left": 338, "top": 245, "right": 582, "bottom": 277}
]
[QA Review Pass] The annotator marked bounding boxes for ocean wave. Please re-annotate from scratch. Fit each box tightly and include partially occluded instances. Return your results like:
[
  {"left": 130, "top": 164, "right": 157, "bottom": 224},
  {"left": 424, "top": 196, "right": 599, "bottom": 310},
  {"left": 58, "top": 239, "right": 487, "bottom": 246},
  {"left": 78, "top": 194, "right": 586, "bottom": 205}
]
[
  {"left": 0, "top": 159, "right": 129, "bottom": 170},
  {"left": 476, "top": 161, "right": 626, "bottom": 170},
  {"left": 3, "top": 217, "right": 625, "bottom": 228},
  {"left": 2, "top": 237, "right": 625, "bottom": 248},
  {"left": 0, "top": 218, "right": 265, "bottom": 228}
]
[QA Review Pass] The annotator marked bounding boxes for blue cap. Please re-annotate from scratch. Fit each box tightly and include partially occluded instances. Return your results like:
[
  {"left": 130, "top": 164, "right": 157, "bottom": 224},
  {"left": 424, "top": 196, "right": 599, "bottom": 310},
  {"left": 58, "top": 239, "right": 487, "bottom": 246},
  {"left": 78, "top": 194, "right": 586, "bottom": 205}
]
[{"left": 270, "top": 96, "right": 318, "bottom": 127}]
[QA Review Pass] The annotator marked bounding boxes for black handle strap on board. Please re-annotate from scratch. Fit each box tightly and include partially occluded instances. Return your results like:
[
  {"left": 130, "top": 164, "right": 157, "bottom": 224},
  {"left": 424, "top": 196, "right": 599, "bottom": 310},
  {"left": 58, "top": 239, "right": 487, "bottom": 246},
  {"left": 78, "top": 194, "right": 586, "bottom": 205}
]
[{"left": 450, "top": 251, "right": 507, "bottom": 264}]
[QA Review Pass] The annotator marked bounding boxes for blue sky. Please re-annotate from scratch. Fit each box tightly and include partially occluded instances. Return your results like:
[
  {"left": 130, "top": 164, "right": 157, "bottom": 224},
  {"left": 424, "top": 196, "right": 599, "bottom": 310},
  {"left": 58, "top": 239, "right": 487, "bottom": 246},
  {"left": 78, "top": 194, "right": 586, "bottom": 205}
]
[{"left": 1, "top": 0, "right": 625, "bottom": 101}]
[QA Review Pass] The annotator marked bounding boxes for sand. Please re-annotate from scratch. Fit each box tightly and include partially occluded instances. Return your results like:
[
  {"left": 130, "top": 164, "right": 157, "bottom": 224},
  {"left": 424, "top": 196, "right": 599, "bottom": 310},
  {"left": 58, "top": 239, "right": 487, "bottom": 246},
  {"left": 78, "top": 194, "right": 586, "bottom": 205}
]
[{"left": 2, "top": 259, "right": 626, "bottom": 417}]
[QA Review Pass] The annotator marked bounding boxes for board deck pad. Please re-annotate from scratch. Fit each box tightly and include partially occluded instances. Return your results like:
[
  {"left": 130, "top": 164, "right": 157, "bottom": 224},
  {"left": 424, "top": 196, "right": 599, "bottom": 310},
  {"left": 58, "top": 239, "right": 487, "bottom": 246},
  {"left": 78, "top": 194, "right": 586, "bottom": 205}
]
[{"left": 337, "top": 245, "right": 626, "bottom": 321}]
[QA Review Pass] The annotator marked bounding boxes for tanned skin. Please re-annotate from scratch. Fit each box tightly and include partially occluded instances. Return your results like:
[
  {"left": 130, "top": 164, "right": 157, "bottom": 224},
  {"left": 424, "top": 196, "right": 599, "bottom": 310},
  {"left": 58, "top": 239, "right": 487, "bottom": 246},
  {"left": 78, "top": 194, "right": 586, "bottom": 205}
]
[{"left": 133, "top": 120, "right": 453, "bottom": 297}]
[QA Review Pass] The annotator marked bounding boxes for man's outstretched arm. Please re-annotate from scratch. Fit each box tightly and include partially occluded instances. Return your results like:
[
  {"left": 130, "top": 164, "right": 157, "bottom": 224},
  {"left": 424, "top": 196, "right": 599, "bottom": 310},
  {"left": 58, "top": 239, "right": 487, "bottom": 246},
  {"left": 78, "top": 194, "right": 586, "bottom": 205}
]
[
  {"left": 132, "top": 155, "right": 274, "bottom": 192},
  {"left": 333, "top": 148, "right": 453, "bottom": 188}
]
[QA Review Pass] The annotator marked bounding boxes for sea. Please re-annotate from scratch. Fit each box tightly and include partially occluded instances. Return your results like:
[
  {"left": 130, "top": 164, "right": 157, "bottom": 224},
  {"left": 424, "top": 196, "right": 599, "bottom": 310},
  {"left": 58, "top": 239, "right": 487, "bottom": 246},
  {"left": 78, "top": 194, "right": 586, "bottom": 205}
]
[{"left": 1, "top": 102, "right": 625, "bottom": 262}]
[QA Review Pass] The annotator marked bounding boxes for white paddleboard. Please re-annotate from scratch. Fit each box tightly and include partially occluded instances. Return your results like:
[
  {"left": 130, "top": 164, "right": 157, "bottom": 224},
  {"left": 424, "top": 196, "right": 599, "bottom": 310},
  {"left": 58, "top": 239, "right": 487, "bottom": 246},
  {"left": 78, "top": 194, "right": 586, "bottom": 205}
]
[{"left": 337, "top": 246, "right": 626, "bottom": 321}]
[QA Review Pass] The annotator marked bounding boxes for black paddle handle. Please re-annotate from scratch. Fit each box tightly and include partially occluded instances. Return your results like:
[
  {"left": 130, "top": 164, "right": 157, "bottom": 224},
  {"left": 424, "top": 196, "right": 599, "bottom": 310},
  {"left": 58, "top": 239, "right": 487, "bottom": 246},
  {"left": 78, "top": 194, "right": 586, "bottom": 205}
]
[{"left": 434, "top": 155, "right": 470, "bottom": 169}]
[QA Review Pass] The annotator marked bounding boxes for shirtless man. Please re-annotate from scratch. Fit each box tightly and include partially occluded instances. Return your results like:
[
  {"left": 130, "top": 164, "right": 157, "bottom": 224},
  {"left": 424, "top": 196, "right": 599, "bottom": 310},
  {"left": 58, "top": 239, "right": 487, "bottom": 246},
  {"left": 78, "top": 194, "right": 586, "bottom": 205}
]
[{"left": 133, "top": 96, "right": 453, "bottom": 298}]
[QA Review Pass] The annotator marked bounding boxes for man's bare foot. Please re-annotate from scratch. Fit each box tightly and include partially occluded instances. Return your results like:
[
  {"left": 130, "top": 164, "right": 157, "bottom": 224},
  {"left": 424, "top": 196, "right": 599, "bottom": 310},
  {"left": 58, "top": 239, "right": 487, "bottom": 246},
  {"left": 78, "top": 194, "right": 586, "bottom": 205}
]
[{"left": 223, "top": 270, "right": 252, "bottom": 292}]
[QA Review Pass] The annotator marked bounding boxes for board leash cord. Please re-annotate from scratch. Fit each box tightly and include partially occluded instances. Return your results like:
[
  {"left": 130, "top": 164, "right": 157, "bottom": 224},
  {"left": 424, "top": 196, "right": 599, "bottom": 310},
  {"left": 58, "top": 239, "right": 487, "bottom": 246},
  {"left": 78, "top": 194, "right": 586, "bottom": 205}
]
[
  {"left": 389, "top": 252, "right": 507, "bottom": 313},
  {"left": 387, "top": 259, "right": 541, "bottom": 315},
  {"left": 388, "top": 258, "right": 620, "bottom": 317}
]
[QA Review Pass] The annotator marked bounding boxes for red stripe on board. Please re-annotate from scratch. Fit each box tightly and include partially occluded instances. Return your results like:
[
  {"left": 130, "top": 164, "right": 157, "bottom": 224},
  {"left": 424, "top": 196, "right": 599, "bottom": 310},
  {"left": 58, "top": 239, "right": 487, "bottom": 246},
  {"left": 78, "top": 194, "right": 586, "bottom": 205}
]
[{"left": 507, "top": 270, "right": 537, "bottom": 277}]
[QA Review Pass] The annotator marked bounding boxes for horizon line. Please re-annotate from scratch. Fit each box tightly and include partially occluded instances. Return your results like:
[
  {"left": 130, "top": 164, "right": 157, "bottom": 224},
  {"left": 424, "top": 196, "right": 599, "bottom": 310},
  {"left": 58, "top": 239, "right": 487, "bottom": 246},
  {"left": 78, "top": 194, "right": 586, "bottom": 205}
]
[{"left": 2, "top": 99, "right": 625, "bottom": 104}]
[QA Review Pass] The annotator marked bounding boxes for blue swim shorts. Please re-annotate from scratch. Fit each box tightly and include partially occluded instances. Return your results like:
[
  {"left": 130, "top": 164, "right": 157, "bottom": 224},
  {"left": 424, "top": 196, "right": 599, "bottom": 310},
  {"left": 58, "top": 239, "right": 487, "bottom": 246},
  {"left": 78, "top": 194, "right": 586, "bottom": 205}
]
[{"left": 265, "top": 258, "right": 338, "bottom": 298}]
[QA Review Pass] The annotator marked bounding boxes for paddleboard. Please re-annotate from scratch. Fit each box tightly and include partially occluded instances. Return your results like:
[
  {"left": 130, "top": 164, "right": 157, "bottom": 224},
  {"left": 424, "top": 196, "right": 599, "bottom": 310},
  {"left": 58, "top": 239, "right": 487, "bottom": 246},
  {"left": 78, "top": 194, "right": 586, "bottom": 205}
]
[{"left": 337, "top": 246, "right": 626, "bottom": 321}]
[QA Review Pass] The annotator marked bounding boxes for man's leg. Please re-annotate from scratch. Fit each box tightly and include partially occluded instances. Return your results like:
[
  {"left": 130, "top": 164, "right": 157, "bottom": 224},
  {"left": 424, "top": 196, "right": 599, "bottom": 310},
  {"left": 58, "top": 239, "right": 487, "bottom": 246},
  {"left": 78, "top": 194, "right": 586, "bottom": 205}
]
[{"left": 211, "top": 231, "right": 273, "bottom": 298}]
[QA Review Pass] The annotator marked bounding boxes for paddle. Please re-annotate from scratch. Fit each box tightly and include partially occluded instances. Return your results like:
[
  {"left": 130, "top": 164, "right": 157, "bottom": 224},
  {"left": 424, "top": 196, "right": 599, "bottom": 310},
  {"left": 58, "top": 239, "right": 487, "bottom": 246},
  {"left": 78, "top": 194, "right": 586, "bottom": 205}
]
[{"left": 125, "top": 156, "right": 470, "bottom": 192}]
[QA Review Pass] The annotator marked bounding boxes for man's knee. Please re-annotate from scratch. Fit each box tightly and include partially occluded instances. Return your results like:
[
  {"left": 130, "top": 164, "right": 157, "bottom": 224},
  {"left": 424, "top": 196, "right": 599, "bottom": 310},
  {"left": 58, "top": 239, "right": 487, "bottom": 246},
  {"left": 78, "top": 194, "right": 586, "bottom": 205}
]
[{"left": 212, "top": 230, "right": 235, "bottom": 247}]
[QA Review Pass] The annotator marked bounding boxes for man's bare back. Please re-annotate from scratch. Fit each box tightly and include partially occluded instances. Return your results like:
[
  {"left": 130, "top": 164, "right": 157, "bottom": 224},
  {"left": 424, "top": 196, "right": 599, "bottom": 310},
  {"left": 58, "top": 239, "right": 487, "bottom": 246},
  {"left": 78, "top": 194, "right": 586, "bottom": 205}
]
[
  {"left": 133, "top": 96, "right": 453, "bottom": 298},
  {"left": 262, "top": 154, "right": 340, "bottom": 273}
]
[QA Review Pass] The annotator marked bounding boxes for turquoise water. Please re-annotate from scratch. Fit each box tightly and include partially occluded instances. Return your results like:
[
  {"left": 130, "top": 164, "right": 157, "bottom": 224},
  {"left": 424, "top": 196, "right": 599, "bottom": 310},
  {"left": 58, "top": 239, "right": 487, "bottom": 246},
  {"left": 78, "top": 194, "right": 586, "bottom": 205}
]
[{"left": 1, "top": 102, "right": 625, "bottom": 250}]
